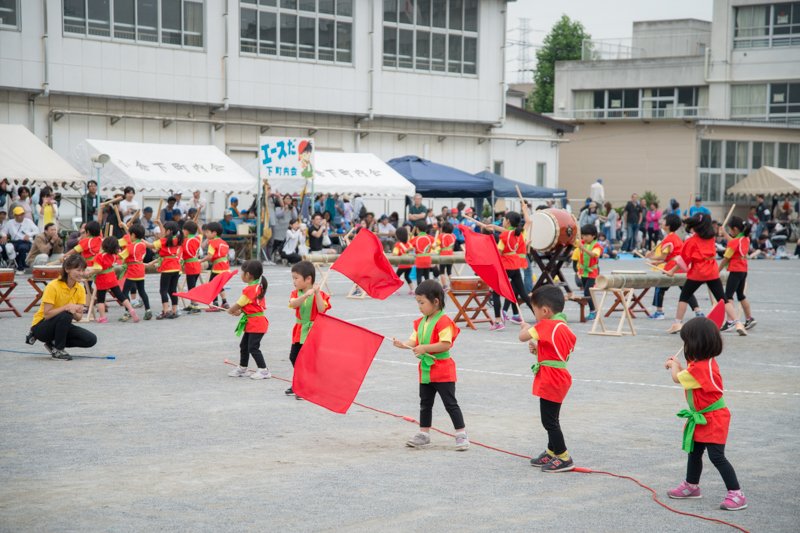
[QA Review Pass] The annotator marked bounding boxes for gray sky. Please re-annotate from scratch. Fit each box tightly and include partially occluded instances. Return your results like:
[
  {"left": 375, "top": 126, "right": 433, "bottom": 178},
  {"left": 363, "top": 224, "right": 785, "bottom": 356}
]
[{"left": 506, "top": 0, "right": 714, "bottom": 83}]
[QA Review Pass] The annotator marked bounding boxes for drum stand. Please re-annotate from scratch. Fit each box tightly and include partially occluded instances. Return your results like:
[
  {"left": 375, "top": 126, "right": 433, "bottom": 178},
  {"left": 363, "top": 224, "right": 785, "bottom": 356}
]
[{"left": 530, "top": 245, "right": 575, "bottom": 294}]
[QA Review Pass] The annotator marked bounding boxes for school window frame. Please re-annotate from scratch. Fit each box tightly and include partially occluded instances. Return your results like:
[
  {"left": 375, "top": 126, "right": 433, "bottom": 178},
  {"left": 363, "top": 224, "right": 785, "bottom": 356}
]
[
  {"left": 239, "top": 0, "right": 354, "bottom": 65},
  {"left": 536, "top": 162, "right": 546, "bottom": 187},
  {"left": 733, "top": 2, "right": 800, "bottom": 49},
  {"left": 62, "top": 0, "right": 205, "bottom": 49},
  {"left": 492, "top": 160, "right": 503, "bottom": 176},
  {"left": 382, "top": 0, "right": 479, "bottom": 77},
  {"left": 0, "top": 0, "right": 19, "bottom": 30},
  {"left": 731, "top": 82, "right": 800, "bottom": 123},
  {"left": 580, "top": 87, "right": 705, "bottom": 120}
]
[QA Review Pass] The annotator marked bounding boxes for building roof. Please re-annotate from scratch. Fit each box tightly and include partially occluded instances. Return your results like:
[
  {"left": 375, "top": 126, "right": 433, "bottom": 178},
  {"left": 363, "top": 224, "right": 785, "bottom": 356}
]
[{"left": 504, "top": 105, "right": 575, "bottom": 134}]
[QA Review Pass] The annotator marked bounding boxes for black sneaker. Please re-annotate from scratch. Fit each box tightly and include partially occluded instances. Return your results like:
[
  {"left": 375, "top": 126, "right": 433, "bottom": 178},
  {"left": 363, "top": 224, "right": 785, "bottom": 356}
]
[
  {"left": 720, "top": 321, "right": 734, "bottom": 332},
  {"left": 51, "top": 349, "right": 72, "bottom": 361},
  {"left": 43, "top": 342, "right": 56, "bottom": 356},
  {"left": 285, "top": 387, "right": 294, "bottom": 396},
  {"left": 25, "top": 330, "right": 36, "bottom": 345},
  {"left": 542, "top": 456, "right": 575, "bottom": 473},
  {"left": 530, "top": 450, "right": 554, "bottom": 468},
  {"left": 744, "top": 318, "right": 757, "bottom": 330}
]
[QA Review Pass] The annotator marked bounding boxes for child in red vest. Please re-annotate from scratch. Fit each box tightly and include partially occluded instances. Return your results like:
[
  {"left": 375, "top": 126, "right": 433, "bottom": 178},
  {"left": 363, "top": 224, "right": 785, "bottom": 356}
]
[
  {"left": 664, "top": 317, "right": 747, "bottom": 511},
  {"left": 409, "top": 226, "right": 435, "bottom": 283},
  {"left": 518, "top": 285, "right": 577, "bottom": 472},
  {"left": 119, "top": 224, "right": 152, "bottom": 321},
  {"left": 393, "top": 226, "right": 414, "bottom": 294},
  {"left": 227, "top": 260, "right": 271, "bottom": 380},
  {"left": 64, "top": 220, "right": 102, "bottom": 268},
  {"left": 393, "top": 280, "right": 469, "bottom": 451},
  {"left": 200, "top": 221, "right": 230, "bottom": 310},
  {"left": 719, "top": 216, "right": 756, "bottom": 332},
  {"left": 575, "top": 224, "right": 603, "bottom": 321},
  {"left": 286, "top": 260, "right": 331, "bottom": 398},
  {"left": 181, "top": 220, "right": 203, "bottom": 314},
  {"left": 437, "top": 222, "right": 457, "bottom": 290},
  {"left": 91, "top": 236, "right": 139, "bottom": 323},
  {"left": 148, "top": 221, "right": 183, "bottom": 320}
]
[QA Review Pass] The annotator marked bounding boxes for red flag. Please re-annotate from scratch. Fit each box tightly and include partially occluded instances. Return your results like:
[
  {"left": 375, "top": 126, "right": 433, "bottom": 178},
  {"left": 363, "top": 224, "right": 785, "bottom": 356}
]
[
  {"left": 293, "top": 314, "right": 384, "bottom": 414},
  {"left": 331, "top": 229, "right": 403, "bottom": 299},
  {"left": 173, "top": 270, "right": 238, "bottom": 304},
  {"left": 706, "top": 298, "right": 726, "bottom": 328},
  {"left": 458, "top": 225, "right": 516, "bottom": 302}
]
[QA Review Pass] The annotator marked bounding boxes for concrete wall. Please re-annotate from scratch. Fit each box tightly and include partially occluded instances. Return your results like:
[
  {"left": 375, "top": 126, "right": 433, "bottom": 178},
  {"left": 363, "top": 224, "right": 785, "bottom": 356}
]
[{"left": 632, "top": 19, "right": 710, "bottom": 58}]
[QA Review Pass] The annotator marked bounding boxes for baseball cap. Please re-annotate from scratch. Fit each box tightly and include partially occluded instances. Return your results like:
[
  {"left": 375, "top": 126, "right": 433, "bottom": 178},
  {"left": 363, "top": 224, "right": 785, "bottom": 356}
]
[
  {"left": 464, "top": 207, "right": 474, "bottom": 213},
  {"left": 143, "top": 206, "right": 153, "bottom": 213},
  {"left": 230, "top": 196, "right": 239, "bottom": 203},
  {"left": 695, "top": 195, "right": 703, "bottom": 201},
  {"left": 12, "top": 206, "right": 24, "bottom": 215},
  {"left": 450, "top": 208, "right": 458, "bottom": 214}
]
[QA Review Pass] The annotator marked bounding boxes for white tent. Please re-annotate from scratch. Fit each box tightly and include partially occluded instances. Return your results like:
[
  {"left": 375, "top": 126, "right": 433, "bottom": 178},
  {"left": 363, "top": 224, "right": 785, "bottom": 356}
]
[
  {"left": 71, "top": 139, "right": 257, "bottom": 194},
  {"left": 0, "top": 124, "right": 85, "bottom": 188},
  {"left": 254, "top": 152, "right": 416, "bottom": 198},
  {"left": 727, "top": 166, "right": 800, "bottom": 196}
]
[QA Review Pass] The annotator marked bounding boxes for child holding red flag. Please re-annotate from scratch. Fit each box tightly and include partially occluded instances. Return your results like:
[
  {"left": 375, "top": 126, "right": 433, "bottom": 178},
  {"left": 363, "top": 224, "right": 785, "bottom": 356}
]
[
  {"left": 200, "top": 222, "right": 230, "bottom": 311},
  {"left": 664, "top": 317, "right": 747, "bottom": 511},
  {"left": 180, "top": 220, "right": 203, "bottom": 314},
  {"left": 392, "top": 226, "right": 415, "bottom": 294},
  {"left": 286, "top": 261, "right": 331, "bottom": 397},
  {"left": 574, "top": 224, "right": 604, "bottom": 321},
  {"left": 392, "top": 280, "right": 469, "bottom": 451},
  {"left": 91, "top": 236, "right": 139, "bottom": 323},
  {"left": 518, "top": 285, "right": 577, "bottom": 472},
  {"left": 227, "top": 260, "right": 271, "bottom": 380},
  {"left": 719, "top": 216, "right": 756, "bottom": 332},
  {"left": 119, "top": 224, "right": 152, "bottom": 321}
]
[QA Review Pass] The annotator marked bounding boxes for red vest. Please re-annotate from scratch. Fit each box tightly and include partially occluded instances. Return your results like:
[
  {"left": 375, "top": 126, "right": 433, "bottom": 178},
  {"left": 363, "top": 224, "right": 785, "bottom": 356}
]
[
  {"left": 240, "top": 283, "right": 269, "bottom": 334},
  {"left": 681, "top": 235, "right": 719, "bottom": 281},
  {"left": 393, "top": 241, "right": 413, "bottom": 270},
  {"left": 531, "top": 319, "right": 576, "bottom": 403},
  {"left": 413, "top": 314, "right": 460, "bottom": 383},
  {"left": 726, "top": 236, "right": 749, "bottom": 272},
  {"left": 498, "top": 230, "right": 528, "bottom": 270},
  {"left": 181, "top": 234, "right": 203, "bottom": 275},
  {"left": 94, "top": 252, "right": 119, "bottom": 291},
  {"left": 438, "top": 233, "right": 456, "bottom": 256},
  {"left": 411, "top": 234, "right": 434, "bottom": 268},
  {"left": 685, "top": 358, "right": 730, "bottom": 444}
]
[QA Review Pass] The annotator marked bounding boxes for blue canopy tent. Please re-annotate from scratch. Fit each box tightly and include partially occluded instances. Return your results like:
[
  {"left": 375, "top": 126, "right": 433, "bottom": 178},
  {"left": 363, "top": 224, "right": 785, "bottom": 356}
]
[
  {"left": 387, "top": 155, "right": 494, "bottom": 198},
  {"left": 475, "top": 170, "right": 567, "bottom": 199}
]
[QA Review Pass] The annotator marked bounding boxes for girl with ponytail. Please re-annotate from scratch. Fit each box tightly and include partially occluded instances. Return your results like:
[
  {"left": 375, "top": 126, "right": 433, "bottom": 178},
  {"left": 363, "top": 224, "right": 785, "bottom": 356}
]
[{"left": 227, "top": 260, "right": 271, "bottom": 379}]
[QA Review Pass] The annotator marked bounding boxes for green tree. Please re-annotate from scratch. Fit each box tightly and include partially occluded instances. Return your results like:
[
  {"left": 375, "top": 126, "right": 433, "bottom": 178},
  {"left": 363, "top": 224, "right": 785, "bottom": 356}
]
[{"left": 531, "top": 15, "right": 591, "bottom": 114}]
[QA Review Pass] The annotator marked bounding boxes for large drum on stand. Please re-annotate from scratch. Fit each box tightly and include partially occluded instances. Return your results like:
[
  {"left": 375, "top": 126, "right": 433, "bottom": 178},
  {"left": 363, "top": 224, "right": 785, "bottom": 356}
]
[
  {"left": 0, "top": 268, "right": 15, "bottom": 283},
  {"left": 530, "top": 209, "right": 578, "bottom": 252},
  {"left": 32, "top": 265, "right": 62, "bottom": 281}
]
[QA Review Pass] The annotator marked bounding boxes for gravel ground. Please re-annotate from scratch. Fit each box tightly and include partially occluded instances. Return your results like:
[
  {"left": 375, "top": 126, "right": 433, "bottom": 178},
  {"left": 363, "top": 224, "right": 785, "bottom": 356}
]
[{"left": 0, "top": 259, "right": 798, "bottom": 532}]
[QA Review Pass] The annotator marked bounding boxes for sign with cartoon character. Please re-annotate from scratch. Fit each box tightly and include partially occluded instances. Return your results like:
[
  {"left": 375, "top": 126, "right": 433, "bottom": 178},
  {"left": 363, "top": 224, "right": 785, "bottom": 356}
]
[{"left": 258, "top": 136, "right": 315, "bottom": 180}]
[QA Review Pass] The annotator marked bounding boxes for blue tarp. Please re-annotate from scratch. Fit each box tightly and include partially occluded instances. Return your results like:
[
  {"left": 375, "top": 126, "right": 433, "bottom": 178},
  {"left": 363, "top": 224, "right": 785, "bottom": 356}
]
[
  {"left": 475, "top": 170, "right": 567, "bottom": 199},
  {"left": 387, "top": 155, "right": 494, "bottom": 198}
]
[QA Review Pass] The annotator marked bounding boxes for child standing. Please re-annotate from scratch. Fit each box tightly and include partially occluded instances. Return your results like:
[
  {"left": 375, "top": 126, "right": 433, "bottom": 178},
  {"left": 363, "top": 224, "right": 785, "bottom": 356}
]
[
  {"left": 437, "top": 222, "right": 456, "bottom": 290},
  {"left": 409, "top": 226, "right": 435, "bottom": 283},
  {"left": 180, "top": 220, "right": 203, "bottom": 314},
  {"left": 518, "top": 285, "right": 577, "bottom": 472},
  {"left": 119, "top": 224, "right": 152, "bottom": 321},
  {"left": 227, "top": 260, "right": 271, "bottom": 380},
  {"left": 393, "top": 280, "right": 469, "bottom": 451},
  {"left": 286, "top": 260, "right": 331, "bottom": 398},
  {"left": 91, "top": 236, "right": 139, "bottom": 323},
  {"left": 393, "top": 226, "right": 415, "bottom": 294},
  {"left": 200, "top": 222, "right": 230, "bottom": 310},
  {"left": 664, "top": 317, "right": 747, "bottom": 511},
  {"left": 575, "top": 224, "right": 603, "bottom": 321},
  {"left": 719, "top": 216, "right": 756, "bottom": 332},
  {"left": 149, "top": 221, "right": 183, "bottom": 320},
  {"left": 63, "top": 220, "right": 102, "bottom": 272}
]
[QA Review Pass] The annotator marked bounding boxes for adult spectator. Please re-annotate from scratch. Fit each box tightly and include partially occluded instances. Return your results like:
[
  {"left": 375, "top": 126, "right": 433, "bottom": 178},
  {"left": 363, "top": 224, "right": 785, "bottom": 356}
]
[
  {"left": 189, "top": 190, "right": 207, "bottom": 223},
  {"left": 590, "top": 178, "right": 605, "bottom": 205},
  {"left": 173, "top": 191, "right": 190, "bottom": 216},
  {"left": 689, "top": 195, "right": 712, "bottom": 217},
  {"left": 601, "top": 202, "right": 618, "bottom": 243},
  {"left": 270, "top": 194, "right": 294, "bottom": 261},
  {"left": 160, "top": 196, "right": 178, "bottom": 224},
  {"left": 220, "top": 212, "right": 237, "bottom": 235},
  {"left": 281, "top": 218, "right": 304, "bottom": 264},
  {"left": 333, "top": 194, "right": 345, "bottom": 230},
  {"left": 118, "top": 186, "right": 139, "bottom": 224},
  {"left": 141, "top": 206, "right": 159, "bottom": 263},
  {"left": 81, "top": 180, "right": 100, "bottom": 222},
  {"left": 342, "top": 196, "right": 354, "bottom": 228},
  {"left": 363, "top": 212, "right": 378, "bottom": 233},
  {"left": 26, "top": 222, "right": 64, "bottom": 267},
  {"left": 0, "top": 208, "right": 17, "bottom": 266},
  {"left": 353, "top": 194, "right": 366, "bottom": 222},
  {"left": 27, "top": 254, "right": 97, "bottom": 361},
  {"left": 36, "top": 188, "right": 59, "bottom": 231},
  {"left": 622, "top": 193, "right": 642, "bottom": 252},
  {"left": 665, "top": 198, "right": 681, "bottom": 217},
  {"left": 376, "top": 215, "right": 396, "bottom": 248},
  {"left": 228, "top": 197, "right": 240, "bottom": 218},
  {"left": 308, "top": 212, "right": 327, "bottom": 252},
  {"left": 11, "top": 186, "right": 34, "bottom": 222},
  {"left": 578, "top": 201, "right": 599, "bottom": 229},
  {"left": 0, "top": 178, "right": 10, "bottom": 211},
  {"left": 753, "top": 194, "right": 769, "bottom": 238},
  {"left": 2, "top": 206, "right": 39, "bottom": 270},
  {"left": 645, "top": 201, "right": 662, "bottom": 251},
  {"left": 408, "top": 193, "right": 427, "bottom": 230}
]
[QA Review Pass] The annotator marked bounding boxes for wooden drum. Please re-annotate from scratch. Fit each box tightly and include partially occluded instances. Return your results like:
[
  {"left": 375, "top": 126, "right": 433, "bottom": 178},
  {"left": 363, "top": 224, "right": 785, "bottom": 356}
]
[
  {"left": 530, "top": 208, "right": 578, "bottom": 252},
  {"left": 450, "top": 277, "right": 488, "bottom": 291},
  {"left": 0, "top": 268, "right": 15, "bottom": 283},
  {"left": 32, "top": 265, "right": 62, "bottom": 281}
]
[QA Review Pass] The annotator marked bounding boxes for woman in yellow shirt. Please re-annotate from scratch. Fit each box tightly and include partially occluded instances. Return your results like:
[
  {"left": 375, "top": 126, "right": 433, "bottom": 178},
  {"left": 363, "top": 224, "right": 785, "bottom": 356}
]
[{"left": 27, "top": 255, "right": 97, "bottom": 361}]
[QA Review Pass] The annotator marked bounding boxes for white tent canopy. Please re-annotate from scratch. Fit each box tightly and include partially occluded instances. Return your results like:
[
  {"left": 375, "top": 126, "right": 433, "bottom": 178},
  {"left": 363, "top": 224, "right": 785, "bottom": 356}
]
[
  {"left": 251, "top": 152, "right": 416, "bottom": 198},
  {"left": 727, "top": 166, "right": 800, "bottom": 196},
  {"left": 71, "top": 139, "right": 257, "bottom": 195},
  {"left": 0, "top": 124, "right": 85, "bottom": 188}
]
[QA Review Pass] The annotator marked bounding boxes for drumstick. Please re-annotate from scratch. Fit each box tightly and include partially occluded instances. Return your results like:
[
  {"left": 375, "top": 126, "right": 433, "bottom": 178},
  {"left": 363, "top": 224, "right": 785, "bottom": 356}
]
[
  {"left": 99, "top": 197, "right": 123, "bottom": 208},
  {"left": 128, "top": 208, "right": 142, "bottom": 227},
  {"left": 113, "top": 204, "right": 129, "bottom": 235},
  {"left": 156, "top": 198, "right": 164, "bottom": 223},
  {"left": 720, "top": 203, "right": 736, "bottom": 230}
]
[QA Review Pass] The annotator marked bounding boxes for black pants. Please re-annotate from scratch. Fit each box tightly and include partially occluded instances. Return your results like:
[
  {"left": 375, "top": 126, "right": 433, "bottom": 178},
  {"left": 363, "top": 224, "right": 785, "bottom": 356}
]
[
  {"left": 123, "top": 279, "right": 150, "bottom": 310},
  {"left": 540, "top": 398, "right": 567, "bottom": 455},
  {"left": 32, "top": 311, "right": 97, "bottom": 351},
  {"left": 686, "top": 442, "right": 740, "bottom": 490},
  {"left": 96, "top": 285, "right": 126, "bottom": 304},
  {"left": 439, "top": 264, "right": 452, "bottom": 276},
  {"left": 679, "top": 278, "right": 725, "bottom": 304},
  {"left": 271, "top": 239, "right": 285, "bottom": 258},
  {"left": 186, "top": 273, "right": 200, "bottom": 291},
  {"left": 493, "top": 269, "right": 534, "bottom": 318},
  {"left": 647, "top": 228, "right": 661, "bottom": 250},
  {"left": 289, "top": 342, "right": 303, "bottom": 367},
  {"left": 653, "top": 286, "right": 698, "bottom": 309},
  {"left": 725, "top": 271, "right": 747, "bottom": 302},
  {"left": 416, "top": 267, "right": 432, "bottom": 282},
  {"left": 281, "top": 251, "right": 301, "bottom": 264},
  {"left": 581, "top": 277, "right": 596, "bottom": 311},
  {"left": 240, "top": 332, "right": 266, "bottom": 368},
  {"left": 502, "top": 298, "right": 519, "bottom": 315},
  {"left": 160, "top": 272, "right": 180, "bottom": 305},
  {"left": 12, "top": 240, "right": 31, "bottom": 270},
  {"left": 396, "top": 267, "right": 412, "bottom": 283},
  {"left": 419, "top": 381, "right": 465, "bottom": 429}
]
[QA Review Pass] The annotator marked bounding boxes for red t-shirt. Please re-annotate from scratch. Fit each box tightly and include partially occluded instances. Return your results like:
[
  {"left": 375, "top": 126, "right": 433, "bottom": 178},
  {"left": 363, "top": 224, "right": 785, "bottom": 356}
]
[
  {"left": 680, "top": 235, "right": 719, "bottom": 281},
  {"left": 208, "top": 237, "right": 230, "bottom": 273},
  {"left": 685, "top": 358, "right": 730, "bottom": 445},
  {"left": 121, "top": 236, "right": 147, "bottom": 280},
  {"left": 290, "top": 289, "right": 331, "bottom": 344},
  {"left": 393, "top": 241, "right": 413, "bottom": 270},
  {"left": 74, "top": 236, "right": 102, "bottom": 267},
  {"left": 237, "top": 283, "right": 269, "bottom": 334},
  {"left": 659, "top": 232, "right": 684, "bottom": 272},
  {"left": 93, "top": 252, "right": 119, "bottom": 290},
  {"left": 438, "top": 233, "right": 456, "bottom": 256},
  {"left": 411, "top": 234, "right": 434, "bottom": 268},
  {"left": 181, "top": 234, "right": 203, "bottom": 275},
  {"left": 412, "top": 314, "right": 460, "bottom": 383},
  {"left": 498, "top": 230, "right": 528, "bottom": 270},
  {"left": 725, "top": 236, "right": 749, "bottom": 272},
  {"left": 531, "top": 319, "right": 577, "bottom": 403},
  {"left": 154, "top": 237, "right": 181, "bottom": 273}
]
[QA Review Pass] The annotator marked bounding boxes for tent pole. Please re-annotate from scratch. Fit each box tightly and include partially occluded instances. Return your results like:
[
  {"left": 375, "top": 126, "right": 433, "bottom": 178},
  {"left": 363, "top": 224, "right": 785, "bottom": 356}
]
[
  {"left": 256, "top": 175, "right": 263, "bottom": 262},
  {"left": 491, "top": 191, "right": 495, "bottom": 222}
]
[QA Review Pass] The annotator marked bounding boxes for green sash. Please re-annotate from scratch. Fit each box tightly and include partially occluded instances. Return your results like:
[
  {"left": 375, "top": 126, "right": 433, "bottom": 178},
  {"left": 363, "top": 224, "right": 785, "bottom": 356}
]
[
  {"left": 676, "top": 389, "right": 727, "bottom": 453},
  {"left": 296, "top": 290, "right": 315, "bottom": 343},
  {"left": 530, "top": 313, "right": 569, "bottom": 375},
  {"left": 212, "top": 256, "right": 228, "bottom": 265},
  {"left": 580, "top": 240, "right": 599, "bottom": 277},
  {"left": 98, "top": 266, "right": 114, "bottom": 275},
  {"left": 235, "top": 282, "right": 264, "bottom": 336},
  {"left": 416, "top": 311, "right": 451, "bottom": 384}
]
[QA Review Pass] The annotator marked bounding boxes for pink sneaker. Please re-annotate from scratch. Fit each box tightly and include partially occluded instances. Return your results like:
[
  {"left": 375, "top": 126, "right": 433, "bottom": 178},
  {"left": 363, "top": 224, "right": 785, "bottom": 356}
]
[
  {"left": 96, "top": 317, "right": 108, "bottom": 324},
  {"left": 720, "top": 490, "right": 747, "bottom": 511},
  {"left": 489, "top": 322, "right": 505, "bottom": 331},
  {"left": 667, "top": 480, "right": 702, "bottom": 499}
]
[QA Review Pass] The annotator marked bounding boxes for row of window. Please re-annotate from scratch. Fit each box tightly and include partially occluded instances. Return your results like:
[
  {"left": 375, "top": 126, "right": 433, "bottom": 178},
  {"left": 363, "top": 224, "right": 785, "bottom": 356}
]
[
  {"left": 573, "top": 87, "right": 707, "bottom": 119},
  {"left": 698, "top": 140, "right": 800, "bottom": 202},
  {"left": 0, "top": 0, "right": 16, "bottom": 28},
  {"left": 384, "top": 0, "right": 478, "bottom": 32},
  {"left": 731, "top": 82, "right": 800, "bottom": 123},
  {"left": 734, "top": 2, "right": 800, "bottom": 48}
]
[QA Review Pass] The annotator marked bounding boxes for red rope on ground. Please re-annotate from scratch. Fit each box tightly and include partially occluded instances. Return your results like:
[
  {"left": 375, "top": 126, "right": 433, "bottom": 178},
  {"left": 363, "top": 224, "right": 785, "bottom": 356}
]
[{"left": 224, "top": 361, "right": 749, "bottom": 532}]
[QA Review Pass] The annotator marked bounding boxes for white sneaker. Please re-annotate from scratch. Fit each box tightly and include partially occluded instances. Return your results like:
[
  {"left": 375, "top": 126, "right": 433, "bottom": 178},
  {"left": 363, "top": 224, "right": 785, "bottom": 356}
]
[
  {"left": 250, "top": 368, "right": 272, "bottom": 380},
  {"left": 227, "top": 366, "right": 248, "bottom": 377},
  {"left": 131, "top": 299, "right": 143, "bottom": 308},
  {"left": 454, "top": 432, "right": 470, "bottom": 451}
]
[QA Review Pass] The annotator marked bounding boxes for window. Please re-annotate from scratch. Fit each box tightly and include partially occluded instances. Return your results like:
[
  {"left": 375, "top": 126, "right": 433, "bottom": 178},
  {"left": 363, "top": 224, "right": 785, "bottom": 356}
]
[
  {"left": 778, "top": 142, "right": 800, "bottom": 169},
  {"left": 700, "top": 140, "right": 722, "bottom": 169},
  {"left": 731, "top": 83, "right": 800, "bottom": 123},
  {"left": 752, "top": 141, "right": 776, "bottom": 168},
  {"left": 0, "top": 0, "right": 18, "bottom": 28},
  {"left": 241, "top": 0, "right": 353, "bottom": 64},
  {"left": 383, "top": 0, "right": 479, "bottom": 75},
  {"left": 63, "top": 0, "right": 204, "bottom": 47},
  {"left": 536, "top": 162, "right": 546, "bottom": 187},
  {"left": 734, "top": 2, "right": 800, "bottom": 48},
  {"left": 579, "top": 87, "right": 704, "bottom": 119},
  {"left": 725, "top": 141, "right": 748, "bottom": 170},
  {"left": 731, "top": 84, "right": 768, "bottom": 118},
  {"left": 769, "top": 82, "right": 800, "bottom": 120},
  {"left": 493, "top": 161, "right": 503, "bottom": 176}
]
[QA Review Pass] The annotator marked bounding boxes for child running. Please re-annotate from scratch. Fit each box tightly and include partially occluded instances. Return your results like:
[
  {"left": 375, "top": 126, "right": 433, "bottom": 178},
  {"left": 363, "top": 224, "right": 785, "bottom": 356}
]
[
  {"left": 518, "top": 285, "right": 577, "bottom": 472},
  {"left": 200, "top": 222, "right": 231, "bottom": 310},
  {"left": 718, "top": 216, "right": 756, "bottom": 332},
  {"left": 227, "top": 260, "right": 271, "bottom": 380},
  {"left": 664, "top": 317, "right": 747, "bottom": 511},
  {"left": 180, "top": 220, "right": 203, "bottom": 314},
  {"left": 574, "top": 224, "right": 603, "bottom": 321},
  {"left": 119, "top": 224, "right": 152, "bottom": 321},
  {"left": 148, "top": 220, "right": 183, "bottom": 319},
  {"left": 286, "top": 260, "right": 331, "bottom": 398},
  {"left": 91, "top": 236, "right": 139, "bottom": 323},
  {"left": 393, "top": 226, "right": 415, "bottom": 294},
  {"left": 392, "top": 280, "right": 469, "bottom": 451}
]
